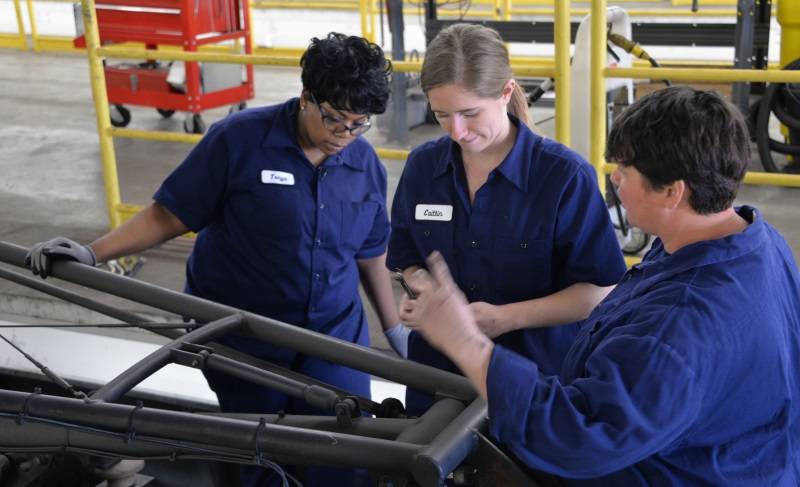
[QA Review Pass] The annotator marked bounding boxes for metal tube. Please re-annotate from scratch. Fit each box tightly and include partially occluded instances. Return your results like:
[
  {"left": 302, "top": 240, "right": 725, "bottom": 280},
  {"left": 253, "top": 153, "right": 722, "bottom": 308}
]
[
  {"left": 388, "top": 0, "right": 408, "bottom": 145},
  {"left": 80, "top": 0, "right": 124, "bottom": 229},
  {"left": 590, "top": 0, "right": 608, "bottom": 191},
  {"left": 731, "top": 0, "right": 757, "bottom": 112},
  {"left": 26, "top": 0, "right": 41, "bottom": 52},
  {"left": 395, "top": 398, "right": 465, "bottom": 445},
  {"left": 90, "top": 314, "right": 245, "bottom": 403},
  {"left": 0, "top": 390, "right": 421, "bottom": 470},
  {"left": 607, "top": 66, "right": 800, "bottom": 83},
  {"left": 0, "top": 266, "right": 148, "bottom": 325},
  {"left": 554, "top": 0, "right": 571, "bottom": 145},
  {"left": 205, "top": 353, "right": 342, "bottom": 411},
  {"left": 0, "top": 242, "right": 477, "bottom": 403},
  {"left": 0, "top": 261, "right": 384, "bottom": 413},
  {"left": 205, "top": 412, "right": 416, "bottom": 439},
  {"left": 410, "top": 398, "right": 488, "bottom": 487},
  {"left": 12, "top": 0, "right": 27, "bottom": 50}
]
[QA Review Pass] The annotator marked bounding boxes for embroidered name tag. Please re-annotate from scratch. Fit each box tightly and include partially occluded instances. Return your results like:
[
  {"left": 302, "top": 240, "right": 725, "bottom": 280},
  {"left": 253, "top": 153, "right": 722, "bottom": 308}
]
[
  {"left": 415, "top": 204, "right": 453, "bottom": 221},
  {"left": 261, "top": 170, "right": 295, "bottom": 185}
]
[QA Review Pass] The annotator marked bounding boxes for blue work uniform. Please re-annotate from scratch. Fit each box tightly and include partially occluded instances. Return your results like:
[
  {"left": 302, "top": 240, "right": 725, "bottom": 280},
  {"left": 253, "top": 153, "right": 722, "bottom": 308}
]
[
  {"left": 154, "top": 98, "right": 389, "bottom": 486},
  {"left": 387, "top": 114, "right": 626, "bottom": 415},
  {"left": 488, "top": 206, "right": 800, "bottom": 485}
]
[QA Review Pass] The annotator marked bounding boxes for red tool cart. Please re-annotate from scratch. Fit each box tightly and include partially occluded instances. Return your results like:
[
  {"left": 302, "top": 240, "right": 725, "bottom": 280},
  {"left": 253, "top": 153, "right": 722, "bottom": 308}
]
[{"left": 75, "top": 0, "right": 255, "bottom": 133}]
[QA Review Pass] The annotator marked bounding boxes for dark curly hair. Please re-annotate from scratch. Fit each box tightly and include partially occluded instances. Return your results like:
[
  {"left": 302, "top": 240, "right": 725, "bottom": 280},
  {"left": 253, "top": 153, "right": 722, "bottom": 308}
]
[
  {"left": 606, "top": 86, "right": 750, "bottom": 215},
  {"left": 300, "top": 32, "right": 392, "bottom": 115}
]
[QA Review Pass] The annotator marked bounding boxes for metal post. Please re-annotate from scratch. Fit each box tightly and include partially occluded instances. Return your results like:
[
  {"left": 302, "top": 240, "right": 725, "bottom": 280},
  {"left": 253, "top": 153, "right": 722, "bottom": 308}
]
[
  {"left": 387, "top": 0, "right": 408, "bottom": 145},
  {"left": 750, "top": 0, "right": 772, "bottom": 95},
  {"left": 732, "top": 0, "right": 757, "bottom": 113}
]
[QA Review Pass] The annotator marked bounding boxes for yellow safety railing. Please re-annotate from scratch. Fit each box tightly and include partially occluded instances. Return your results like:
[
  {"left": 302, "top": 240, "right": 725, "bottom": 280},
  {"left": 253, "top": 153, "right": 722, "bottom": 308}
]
[
  {"left": 588, "top": 0, "right": 800, "bottom": 265},
  {"left": 50, "top": 0, "right": 800, "bottom": 265},
  {"left": 9, "top": 0, "right": 770, "bottom": 57},
  {"left": 74, "top": 0, "right": 572, "bottom": 229},
  {"left": 0, "top": 0, "right": 29, "bottom": 50}
]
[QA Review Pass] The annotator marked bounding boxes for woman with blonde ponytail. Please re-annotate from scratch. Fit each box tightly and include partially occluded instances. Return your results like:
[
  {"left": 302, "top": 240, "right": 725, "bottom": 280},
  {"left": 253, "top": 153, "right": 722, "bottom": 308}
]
[{"left": 387, "top": 23, "right": 627, "bottom": 415}]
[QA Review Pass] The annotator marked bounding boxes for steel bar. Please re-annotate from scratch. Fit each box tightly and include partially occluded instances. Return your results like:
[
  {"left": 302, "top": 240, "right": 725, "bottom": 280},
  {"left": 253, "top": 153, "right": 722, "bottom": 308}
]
[
  {"left": 0, "top": 262, "right": 384, "bottom": 413},
  {"left": 0, "top": 390, "right": 421, "bottom": 470},
  {"left": 0, "top": 266, "right": 148, "bottom": 325},
  {"left": 198, "top": 342, "right": 382, "bottom": 414},
  {"left": 395, "top": 398, "right": 465, "bottom": 446},
  {"left": 203, "top": 352, "right": 343, "bottom": 412},
  {"left": 202, "top": 412, "right": 416, "bottom": 440},
  {"left": 0, "top": 241, "right": 477, "bottom": 403},
  {"left": 90, "top": 314, "right": 245, "bottom": 403},
  {"left": 410, "top": 397, "right": 489, "bottom": 486},
  {"left": 731, "top": 0, "right": 757, "bottom": 112}
]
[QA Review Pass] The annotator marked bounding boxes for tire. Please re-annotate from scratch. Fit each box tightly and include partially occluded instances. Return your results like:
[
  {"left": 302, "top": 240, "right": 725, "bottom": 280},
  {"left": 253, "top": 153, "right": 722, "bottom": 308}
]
[
  {"left": 156, "top": 108, "right": 176, "bottom": 118},
  {"left": 228, "top": 102, "right": 247, "bottom": 114},
  {"left": 183, "top": 114, "right": 206, "bottom": 134},
  {"left": 109, "top": 104, "right": 131, "bottom": 128}
]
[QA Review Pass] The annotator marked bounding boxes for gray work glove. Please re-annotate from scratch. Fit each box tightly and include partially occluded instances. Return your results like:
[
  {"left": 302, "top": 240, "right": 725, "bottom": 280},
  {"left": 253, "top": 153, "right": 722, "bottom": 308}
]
[
  {"left": 384, "top": 323, "right": 411, "bottom": 358},
  {"left": 25, "top": 237, "right": 97, "bottom": 279}
]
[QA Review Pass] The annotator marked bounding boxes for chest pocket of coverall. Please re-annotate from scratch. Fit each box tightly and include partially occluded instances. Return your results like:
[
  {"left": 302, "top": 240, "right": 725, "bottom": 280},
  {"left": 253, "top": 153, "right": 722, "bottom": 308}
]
[
  {"left": 249, "top": 182, "right": 305, "bottom": 244},
  {"left": 491, "top": 236, "right": 552, "bottom": 299},
  {"left": 339, "top": 200, "right": 380, "bottom": 252},
  {"left": 410, "top": 221, "right": 455, "bottom": 264}
]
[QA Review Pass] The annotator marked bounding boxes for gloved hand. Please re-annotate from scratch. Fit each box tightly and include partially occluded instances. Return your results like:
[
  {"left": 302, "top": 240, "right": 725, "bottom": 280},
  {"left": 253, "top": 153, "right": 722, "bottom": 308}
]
[
  {"left": 25, "top": 237, "right": 97, "bottom": 279},
  {"left": 384, "top": 323, "right": 411, "bottom": 358}
]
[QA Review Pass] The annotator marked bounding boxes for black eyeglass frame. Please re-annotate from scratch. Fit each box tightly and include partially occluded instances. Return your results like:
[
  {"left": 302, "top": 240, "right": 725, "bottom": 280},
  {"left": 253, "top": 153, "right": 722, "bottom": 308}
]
[{"left": 307, "top": 92, "right": 372, "bottom": 136}]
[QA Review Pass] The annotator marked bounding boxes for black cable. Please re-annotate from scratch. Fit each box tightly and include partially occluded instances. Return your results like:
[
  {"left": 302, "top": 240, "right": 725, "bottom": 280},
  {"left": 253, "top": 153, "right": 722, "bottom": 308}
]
[
  {"left": 607, "top": 32, "right": 671, "bottom": 87},
  {"left": 527, "top": 77, "right": 554, "bottom": 105},
  {"left": 0, "top": 334, "right": 85, "bottom": 399},
  {"left": 756, "top": 57, "right": 800, "bottom": 173}
]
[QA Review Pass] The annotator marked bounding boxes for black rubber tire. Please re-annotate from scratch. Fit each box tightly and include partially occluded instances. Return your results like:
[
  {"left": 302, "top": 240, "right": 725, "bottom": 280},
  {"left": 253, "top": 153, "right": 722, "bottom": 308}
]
[
  {"left": 156, "top": 108, "right": 176, "bottom": 118},
  {"left": 109, "top": 104, "right": 131, "bottom": 128},
  {"left": 183, "top": 114, "right": 206, "bottom": 134}
]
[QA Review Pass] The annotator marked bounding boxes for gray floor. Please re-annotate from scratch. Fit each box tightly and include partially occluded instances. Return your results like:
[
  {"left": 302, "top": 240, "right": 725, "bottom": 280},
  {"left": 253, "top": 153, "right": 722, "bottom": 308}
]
[{"left": 1, "top": 48, "right": 798, "bottom": 356}]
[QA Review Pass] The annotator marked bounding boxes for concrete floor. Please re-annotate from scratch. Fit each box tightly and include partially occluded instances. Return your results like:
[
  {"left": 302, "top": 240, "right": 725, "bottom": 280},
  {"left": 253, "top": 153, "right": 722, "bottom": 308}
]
[{"left": 1, "top": 47, "right": 798, "bottom": 357}]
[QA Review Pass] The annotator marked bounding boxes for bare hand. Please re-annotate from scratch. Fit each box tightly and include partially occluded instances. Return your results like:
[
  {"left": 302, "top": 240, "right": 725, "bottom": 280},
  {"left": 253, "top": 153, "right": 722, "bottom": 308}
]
[
  {"left": 469, "top": 301, "right": 508, "bottom": 339},
  {"left": 407, "top": 252, "right": 495, "bottom": 398},
  {"left": 398, "top": 292, "right": 421, "bottom": 328},
  {"left": 405, "top": 252, "right": 480, "bottom": 352}
]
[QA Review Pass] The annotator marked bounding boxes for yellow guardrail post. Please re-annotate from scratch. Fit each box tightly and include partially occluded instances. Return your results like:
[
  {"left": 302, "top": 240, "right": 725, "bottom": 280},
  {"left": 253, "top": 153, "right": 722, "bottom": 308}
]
[
  {"left": 777, "top": 0, "right": 800, "bottom": 69},
  {"left": 360, "top": 0, "right": 371, "bottom": 42},
  {"left": 777, "top": 0, "right": 799, "bottom": 157},
  {"left": 80, "top": 0, "right": 124, "bottom": 230},
  {"left": 554, "top": 0, "right": 570, "bottom": 145},
  {"left": 248, "top": 0, "right": 257, "bottom": 59},
  {"left": 11, "top": 0, "right": 28, "bottom": 50},
  {"left": 25, "top": 0, "right": 41, "bottom": 52},
  {"left": 590, "top": 0, "right": 607, "bottom": 192}
]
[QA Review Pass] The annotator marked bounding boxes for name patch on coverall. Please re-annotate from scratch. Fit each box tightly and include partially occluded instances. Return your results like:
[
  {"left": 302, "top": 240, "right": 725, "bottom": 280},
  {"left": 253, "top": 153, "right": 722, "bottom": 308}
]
[
  {"left": 415, "top": 204, "right": 453, "bottom": 221},
  {"left": 261, "top": 170, "right": 295, "bottom": 185}
]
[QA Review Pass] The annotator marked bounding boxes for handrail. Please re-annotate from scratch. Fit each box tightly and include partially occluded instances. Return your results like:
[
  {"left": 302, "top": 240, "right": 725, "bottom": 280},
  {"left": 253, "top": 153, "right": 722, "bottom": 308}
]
[
  {"left": 589, "top": 0, "right": 798, "bottom": 267},
  {"left": 11, "top": 0, "right": 775, "bottom": 55},
  {"left": 0, "top": 0, "right": 29, "bottom": 50},
  {"left": 28, "top": 0, "right": 800, "bottom": 264},
  {"left": 74, "top": 0, "right": 563, "bottom": 227}
]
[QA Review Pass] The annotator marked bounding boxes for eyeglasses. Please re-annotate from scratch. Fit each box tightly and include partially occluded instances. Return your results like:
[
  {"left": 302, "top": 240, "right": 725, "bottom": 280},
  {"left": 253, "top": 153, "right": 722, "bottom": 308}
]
[{"left": 308, "top": 92, "right": 371, "bottom": 136}]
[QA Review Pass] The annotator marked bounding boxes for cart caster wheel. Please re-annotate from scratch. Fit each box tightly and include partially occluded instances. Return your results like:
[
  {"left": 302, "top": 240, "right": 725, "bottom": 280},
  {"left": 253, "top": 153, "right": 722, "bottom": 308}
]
[
  {"left": 183, "top": 114, "right": 206, "bottom": 134},
  {"left": 157, "top": 108, "right": 176, "bottom": 118},
  {"left": 110, "top": 104, "right": 131, "bottom": 127},
  {"left": 229, "top": 102, "right": 247, "bottom": 114}
]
